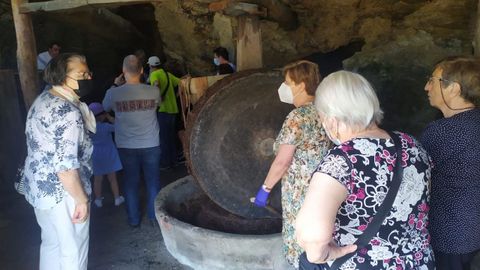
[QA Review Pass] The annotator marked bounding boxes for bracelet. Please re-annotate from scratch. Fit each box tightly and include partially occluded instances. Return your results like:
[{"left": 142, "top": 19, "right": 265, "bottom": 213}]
[
  {"left": 262, "top": 184, "right": 272, "bottom": 192},
  {"left": 112, "top": 83, "right": 118, "bottom": 87}
]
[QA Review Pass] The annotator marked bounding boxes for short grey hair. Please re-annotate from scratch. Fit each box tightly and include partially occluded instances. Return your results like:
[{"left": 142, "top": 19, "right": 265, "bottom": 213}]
[
  {"left": 123, "top": 55, "right": 142, "bottom": 75},
  {"left": 315, "top": 70, "right": 383, "bottom": 130}
]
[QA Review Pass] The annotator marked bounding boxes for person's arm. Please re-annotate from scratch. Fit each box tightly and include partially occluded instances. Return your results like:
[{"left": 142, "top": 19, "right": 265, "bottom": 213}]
[
  {"left": 153, "top": 79, "right": 160, "bottom": 89},
  {"left": 105, "top": 113, "right": 115, "bottom": 124},
  {"left": 150, "top": 73, "right": 163, "bottom": 102},
  {"left": 57, "top": 170, "right": 89, "bottom": 223},
  {"left": 112, "top": 73, "right": 125, "bottom": 87},
  {"left": 254, "top": 144, "right": 295, "bottom": 207},
  {"left": 53, "top": 109, "right": 90, "bottom": 223},
  {"left": 148, "top": 71, "right": 160, "bottom": 88},
  {"left": 254, "top": 110, "right": 301, "bottom": 206},
  {"left": 264, "top": 144, "right": 295, "bottom": 189},
  {"left": 296, "top": 172, "right": 356, "bottom": 263}
]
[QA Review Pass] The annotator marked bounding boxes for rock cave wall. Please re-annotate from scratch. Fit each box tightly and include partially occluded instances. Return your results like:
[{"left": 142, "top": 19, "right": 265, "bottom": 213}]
[
  {"left": 150, "top": 0, "right": 477, "bottom": 133},
  {"left": 0, "top": 0, "right": 478, "bottom": 133}
]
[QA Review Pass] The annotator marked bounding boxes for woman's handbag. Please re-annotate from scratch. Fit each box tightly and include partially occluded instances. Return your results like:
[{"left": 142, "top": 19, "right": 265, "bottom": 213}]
[{"left": 299, "top": 131, "right": 404, "bottom": 270}]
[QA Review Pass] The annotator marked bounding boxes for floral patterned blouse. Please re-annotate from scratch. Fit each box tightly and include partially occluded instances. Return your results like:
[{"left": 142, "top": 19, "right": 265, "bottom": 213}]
[
  {"left": 274, "top": 103, "right": 330, "bottom": 268},
  {"left": 316, "top": 132, "right": 434, "bottom": 270},
  {"left": 22, "top": 91, "right": 93, "bottom": 209}
]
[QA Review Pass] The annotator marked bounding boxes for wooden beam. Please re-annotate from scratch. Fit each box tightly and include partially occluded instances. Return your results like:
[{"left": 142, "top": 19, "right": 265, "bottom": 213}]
[
  {"left": 236, "top": 15, "right": 262, "bottom": 71},
  {"left": 11, "top": 0, "right": 39, "bottom": 109},
  {"left": 19, "top": 0, "right": 163, "bottom": 13}
]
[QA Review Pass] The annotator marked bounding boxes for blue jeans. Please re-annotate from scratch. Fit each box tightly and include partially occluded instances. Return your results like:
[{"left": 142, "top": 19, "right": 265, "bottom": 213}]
[
  {"left": 118, "top": 146, "right": 161, "bottom": 225},
  {"left": 157, "top": 112, "right": 177, "bottom": 167}
]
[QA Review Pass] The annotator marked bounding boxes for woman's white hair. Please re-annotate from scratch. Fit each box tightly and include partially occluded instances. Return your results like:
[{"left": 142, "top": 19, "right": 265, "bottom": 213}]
[{"left": 315, "top": 70, "right": 383, "bottom": 130}]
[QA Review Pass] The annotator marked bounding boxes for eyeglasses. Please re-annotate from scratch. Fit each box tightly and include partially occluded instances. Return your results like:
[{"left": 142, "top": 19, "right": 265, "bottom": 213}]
[
  {"left": 68, "top": 71, "right": 93, "bottom": 80},
  {"left": 80, "top": 71, "right": 93, "bottom": 79},
  {"left": 426, "top": 76, "right": 453, "bottom": 85}
]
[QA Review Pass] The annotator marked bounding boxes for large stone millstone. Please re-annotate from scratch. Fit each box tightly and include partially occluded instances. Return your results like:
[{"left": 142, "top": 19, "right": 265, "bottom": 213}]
[{"left": 186, "top": 69, "right": 292, "bottom": 219}]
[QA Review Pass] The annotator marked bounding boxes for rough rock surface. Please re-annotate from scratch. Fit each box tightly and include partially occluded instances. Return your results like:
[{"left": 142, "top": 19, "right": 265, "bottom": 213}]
[
  {"left": 0, "top": 0, "right": 478, "bottom": 131},
  {"left": 150, "top": 0, "right": 476, "bottom": 73}
]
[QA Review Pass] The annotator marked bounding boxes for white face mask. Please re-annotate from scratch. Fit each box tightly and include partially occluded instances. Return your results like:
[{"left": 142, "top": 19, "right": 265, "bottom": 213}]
[
  {"left": 322, "top": 122, "right": 342, "bottom": 146},
  {"left": 278, "top": 83, "right": 294, "bottom": 104}
]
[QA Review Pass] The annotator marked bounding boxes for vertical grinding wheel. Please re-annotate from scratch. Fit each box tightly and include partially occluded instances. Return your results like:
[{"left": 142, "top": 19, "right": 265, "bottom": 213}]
[{"left": 185, "top": 70, "right": 292, "bottom": 219}]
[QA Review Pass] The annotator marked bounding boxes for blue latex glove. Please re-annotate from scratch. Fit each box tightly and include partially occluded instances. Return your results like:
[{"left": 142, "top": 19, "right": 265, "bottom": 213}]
[{"left": 254, "top": 186, "right": 270, "bottom": 207}]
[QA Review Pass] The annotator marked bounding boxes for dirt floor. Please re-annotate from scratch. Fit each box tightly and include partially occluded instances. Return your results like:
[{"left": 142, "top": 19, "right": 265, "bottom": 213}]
[{"left": 0, "top": 165, "right": 192, "bottom": 270}]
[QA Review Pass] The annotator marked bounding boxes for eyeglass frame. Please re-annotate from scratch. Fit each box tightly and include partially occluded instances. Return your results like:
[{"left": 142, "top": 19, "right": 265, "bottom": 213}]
[
  {"left": 426, "top": 75, "right": 464, "bottom": 93},
  {"left": 426, "top": 76, "right": 455, "bottom": 85},
  {"left": 67, "top": 71, "right": 93, "bottom": 80}
]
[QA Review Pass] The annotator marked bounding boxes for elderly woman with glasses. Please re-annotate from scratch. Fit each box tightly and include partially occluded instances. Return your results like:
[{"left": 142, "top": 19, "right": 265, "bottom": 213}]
[
  {"left": 420, "top": 56, "right": 480, "bottom": 270},
  {"left": 296, "top": 71, "right": 434, "bottom": 269},
  {"left": 21, "top": 53, "right": 95, "bottom": 270}
]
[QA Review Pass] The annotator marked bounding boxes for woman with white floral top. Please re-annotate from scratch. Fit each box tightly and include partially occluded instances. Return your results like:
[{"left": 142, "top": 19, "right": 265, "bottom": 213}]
[
  {"left": 22, "top": 53, "right": 95, "bottom": 270},
  {"left": 296, "top": 71, "right": 434, "bottom": 269}
]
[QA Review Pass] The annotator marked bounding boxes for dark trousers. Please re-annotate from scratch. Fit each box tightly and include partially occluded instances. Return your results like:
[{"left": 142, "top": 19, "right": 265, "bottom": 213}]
[
  {"left": 299, "top": 252, "right": 329, "bottom": 270},
  {"left": 157, "top": 112, "right": 177, "bottom": 167},
  {"left": 435, "top": 249, "right": 479, "bottom": 270}
]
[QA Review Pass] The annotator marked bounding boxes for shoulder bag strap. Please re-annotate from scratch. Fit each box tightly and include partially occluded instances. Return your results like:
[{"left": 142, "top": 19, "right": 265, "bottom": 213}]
[
  {"left": 160, "top": 69, "right": 170, "bottom": 103},
  {"left": 329, "top": 131, "right": 404, "bottom": 270}
]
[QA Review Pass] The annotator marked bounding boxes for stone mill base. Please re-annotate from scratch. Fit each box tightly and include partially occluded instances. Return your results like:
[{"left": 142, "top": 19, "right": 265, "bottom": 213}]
[{"left": 154, "top": 175, "right": 293, "bottom": 270}]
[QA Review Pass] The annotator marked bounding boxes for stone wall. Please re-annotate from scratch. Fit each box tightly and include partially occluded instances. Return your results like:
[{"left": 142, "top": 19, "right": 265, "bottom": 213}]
[
  {"left": 0, "top": 0, "right": 478, "bottom": 133},
  {"left": 146, "top": 0, "right": 477, "bottom": 133},
  {"left": 151, "top": 0, "right": 476, "bottom": 73}
]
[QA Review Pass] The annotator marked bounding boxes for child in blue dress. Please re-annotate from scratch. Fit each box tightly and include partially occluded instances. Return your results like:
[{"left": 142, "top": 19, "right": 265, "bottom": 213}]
[{"left": 89, "top": 103, "right": 124, "bottom": 207}]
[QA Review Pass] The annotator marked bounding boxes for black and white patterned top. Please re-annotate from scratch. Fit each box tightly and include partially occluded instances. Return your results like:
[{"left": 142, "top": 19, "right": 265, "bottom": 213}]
[
  {"left": 420, "top": 109, "right": 480, "bottom": 254},
  {"left": 22, "top": 91, "right": 92, "bottom": 209},
  {"left": 316, "top": 132, "right": 434, "bottom": 270}
]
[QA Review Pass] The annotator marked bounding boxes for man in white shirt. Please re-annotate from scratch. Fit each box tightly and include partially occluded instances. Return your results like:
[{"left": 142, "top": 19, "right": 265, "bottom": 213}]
[{"left": 37, "top": 42, "right": 61, "bottom": 71}]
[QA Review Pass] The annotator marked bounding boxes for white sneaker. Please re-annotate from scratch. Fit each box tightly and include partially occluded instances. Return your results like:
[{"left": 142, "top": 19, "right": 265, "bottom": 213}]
[
  {"left": 94, "top": 198, "right": 103, "bottom": 208},
  {"left": 114, "top": 196, "right": 125, "bottom": 206}
]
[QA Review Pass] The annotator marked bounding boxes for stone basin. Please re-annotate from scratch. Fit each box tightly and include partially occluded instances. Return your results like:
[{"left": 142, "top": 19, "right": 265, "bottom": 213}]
[{"left": 155, "top": 176, "right": 289, "bottom": 270}]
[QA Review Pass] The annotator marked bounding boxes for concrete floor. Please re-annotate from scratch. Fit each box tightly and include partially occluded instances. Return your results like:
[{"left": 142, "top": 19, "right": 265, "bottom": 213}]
[
  {"left": 0, "top": 165, "right": 192, "bottom": 270},
  {"left": 2, "top": 164, "right": 480, "bottom": 270}
]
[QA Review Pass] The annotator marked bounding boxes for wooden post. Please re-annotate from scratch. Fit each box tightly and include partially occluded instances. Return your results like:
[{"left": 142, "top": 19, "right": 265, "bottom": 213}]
[
  {"left": 475, "top": 0, "right": 480, "bottom": 56},
  {"left": 236, "top": 15, "right": 263, "bottom": 71},
  {"left": 11, "top": 0, "right": 39, "bottom": 109}
]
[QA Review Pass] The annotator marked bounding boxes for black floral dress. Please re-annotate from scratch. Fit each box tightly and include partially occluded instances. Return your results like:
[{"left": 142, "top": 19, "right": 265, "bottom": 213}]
[{"left": 316, "top": 132, "right": 434, "bottom": 270}]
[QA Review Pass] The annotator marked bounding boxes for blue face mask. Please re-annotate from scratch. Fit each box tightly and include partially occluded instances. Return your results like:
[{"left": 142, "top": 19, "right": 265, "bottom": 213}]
[{"left": 213, "top": 58, "right": 220, "bottom": 66}]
